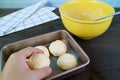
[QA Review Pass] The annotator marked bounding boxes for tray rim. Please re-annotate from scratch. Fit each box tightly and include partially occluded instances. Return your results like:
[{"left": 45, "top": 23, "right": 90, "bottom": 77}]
[{"left": 1, "top": 30, "right": 90, "bottom": 79}]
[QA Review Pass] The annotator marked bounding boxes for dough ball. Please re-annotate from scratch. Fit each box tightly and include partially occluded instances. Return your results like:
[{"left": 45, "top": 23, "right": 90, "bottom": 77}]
[
  {"left": 49, "top": 40, "right": 67, "bottom": 57},
  {"left": 35, "top": 46, "right": 50, "bottom": 57},
  {"left": 57, "top": 53, "right": 77, "bottom": 70},
  {"left": 27, "top": 54, "right": 50, "bottom": 70}
]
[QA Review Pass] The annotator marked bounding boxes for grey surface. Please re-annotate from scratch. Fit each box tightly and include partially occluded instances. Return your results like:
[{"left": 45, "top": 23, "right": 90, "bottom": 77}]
[{"left": 0, "top": 51, "right": 1, "bottom": 71}]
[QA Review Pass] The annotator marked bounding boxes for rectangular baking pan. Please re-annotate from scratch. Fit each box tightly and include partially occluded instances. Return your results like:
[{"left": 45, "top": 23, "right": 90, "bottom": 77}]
[{"left": 1, "top": 30, "right": 90, "bottom": 80}]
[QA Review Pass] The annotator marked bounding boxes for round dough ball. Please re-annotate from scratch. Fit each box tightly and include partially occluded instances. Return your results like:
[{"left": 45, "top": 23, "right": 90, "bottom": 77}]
[
  {"left": 57, "top": 53, "right": 77, "bottom": 70},
  {"left": 35, "top": 46, "right": 50, "bottom": 57},
  {"left": 27, "top": 54, "right": 50, "bottom": 70},
  {"left": 49, "top": 40, "right": 67, "bottom": 57}
]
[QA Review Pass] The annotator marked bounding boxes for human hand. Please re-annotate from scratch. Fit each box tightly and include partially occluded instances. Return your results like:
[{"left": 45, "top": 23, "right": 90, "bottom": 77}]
[{"left": 0, "top": 47, "right": 52, "bottom": 80}]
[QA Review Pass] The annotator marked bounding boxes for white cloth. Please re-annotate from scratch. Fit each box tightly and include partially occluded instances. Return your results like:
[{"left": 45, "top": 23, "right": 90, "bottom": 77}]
[{"left": 0, "top": 0, "right": 59, "bottom": 36}]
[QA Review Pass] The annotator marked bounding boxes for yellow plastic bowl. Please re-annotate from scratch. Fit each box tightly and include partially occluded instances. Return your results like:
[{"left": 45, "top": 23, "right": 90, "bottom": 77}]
[{"left": 59, "top": 0, "right": 115, "bottom": 40}]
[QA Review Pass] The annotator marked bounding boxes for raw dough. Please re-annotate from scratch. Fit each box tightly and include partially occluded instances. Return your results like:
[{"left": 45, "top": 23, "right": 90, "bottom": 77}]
[
  {"left": 57, "top": 53, "right": 77, "bottom": 70},
  {"left": 35, "top": 46, "right": 50, "bottom": 57},
  {"left": 49, "top": 40, "right": 67, "bottom": 56},
  {"left": 27, "top": 54, "right": 50, "bottom": 70}
]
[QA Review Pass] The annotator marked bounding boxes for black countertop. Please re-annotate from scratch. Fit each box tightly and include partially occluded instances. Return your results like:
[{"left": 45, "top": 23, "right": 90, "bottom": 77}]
[{"left": 0, "top": 8, "right": 120, "bottom": 80}]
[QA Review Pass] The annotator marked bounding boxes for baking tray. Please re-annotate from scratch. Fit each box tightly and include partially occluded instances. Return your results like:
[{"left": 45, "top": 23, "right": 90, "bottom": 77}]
[{"left": 1, "top": 30, "right": 90, "bottom": 80}]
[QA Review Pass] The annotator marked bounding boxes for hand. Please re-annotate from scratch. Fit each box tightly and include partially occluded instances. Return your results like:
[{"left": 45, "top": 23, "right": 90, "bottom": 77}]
[{"left": 0, "top": 47, "right": 52, "bottom": 80}]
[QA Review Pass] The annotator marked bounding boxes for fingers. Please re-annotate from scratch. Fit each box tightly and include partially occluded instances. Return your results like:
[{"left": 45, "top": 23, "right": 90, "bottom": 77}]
[
  {"left": 32, "top": 67, "right": 52, "bottom": 80},
  {"left": 16, "top": 47, "right": 44, "bottom": 58}
]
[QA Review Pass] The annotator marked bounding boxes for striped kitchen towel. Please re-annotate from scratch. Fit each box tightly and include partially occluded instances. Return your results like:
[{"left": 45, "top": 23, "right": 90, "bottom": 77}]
[{"left": 0, "top": 0, "right": 59, "bottom": 36}]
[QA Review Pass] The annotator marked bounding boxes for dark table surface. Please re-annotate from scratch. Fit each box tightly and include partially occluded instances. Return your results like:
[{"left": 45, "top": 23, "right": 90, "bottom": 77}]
[{"left": 0, "top": 8, "right": 120, "bottom": 80}]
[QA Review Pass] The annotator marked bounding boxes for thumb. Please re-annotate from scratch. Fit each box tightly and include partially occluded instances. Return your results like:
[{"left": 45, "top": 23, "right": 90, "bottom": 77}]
[{"left": 32, "top": 67, "right": 52, "bottom": 80}]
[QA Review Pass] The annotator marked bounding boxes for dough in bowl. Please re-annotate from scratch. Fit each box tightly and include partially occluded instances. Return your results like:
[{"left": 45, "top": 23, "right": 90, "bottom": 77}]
[
  {"left": 27, "top": 53, "right": 50, "bottom": 70},
  {"left": 57, "top": 53, "right": 77, "bottom": 70},
  {"left": 35, "top": 46, "right": 50, "bottom": 57},
  {"left": 49, "top": 40, "right": 67, "bottom": 57}
]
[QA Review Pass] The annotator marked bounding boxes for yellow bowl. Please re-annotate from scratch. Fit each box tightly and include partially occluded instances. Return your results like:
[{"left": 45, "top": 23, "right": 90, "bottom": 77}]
[{"left": 59, "top": 0, "right": 115, "bottom": 40}]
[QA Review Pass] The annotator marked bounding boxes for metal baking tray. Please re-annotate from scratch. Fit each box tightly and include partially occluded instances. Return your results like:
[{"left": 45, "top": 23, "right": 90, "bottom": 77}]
[{"left": 1, "top": 30, "right": 90, "bottom": 80}]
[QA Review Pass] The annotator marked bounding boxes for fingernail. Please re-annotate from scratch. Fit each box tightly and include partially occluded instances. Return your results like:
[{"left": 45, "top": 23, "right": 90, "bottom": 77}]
[{"left": 47, "top": 67, "right": 52, "bottom": 74}]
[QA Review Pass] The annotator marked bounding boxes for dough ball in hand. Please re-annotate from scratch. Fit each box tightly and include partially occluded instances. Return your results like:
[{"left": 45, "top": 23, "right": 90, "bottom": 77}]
[
  {"left": 57, "top": 53, "right": 77, "bottom": 70},
  {"left": 27, "top": 54, "right": 50, "bottom": 70},
  {"left": 35, "top": 46, "right": 50, "bottom": 57},
  {"left": 49, "top": 40, "right": 67, "bottom": 57}
]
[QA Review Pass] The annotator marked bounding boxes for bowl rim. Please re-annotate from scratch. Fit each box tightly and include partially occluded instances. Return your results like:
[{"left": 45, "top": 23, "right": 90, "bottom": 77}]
[{"left": 59, "top": 0, "right": 115, "bottom": 23}]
